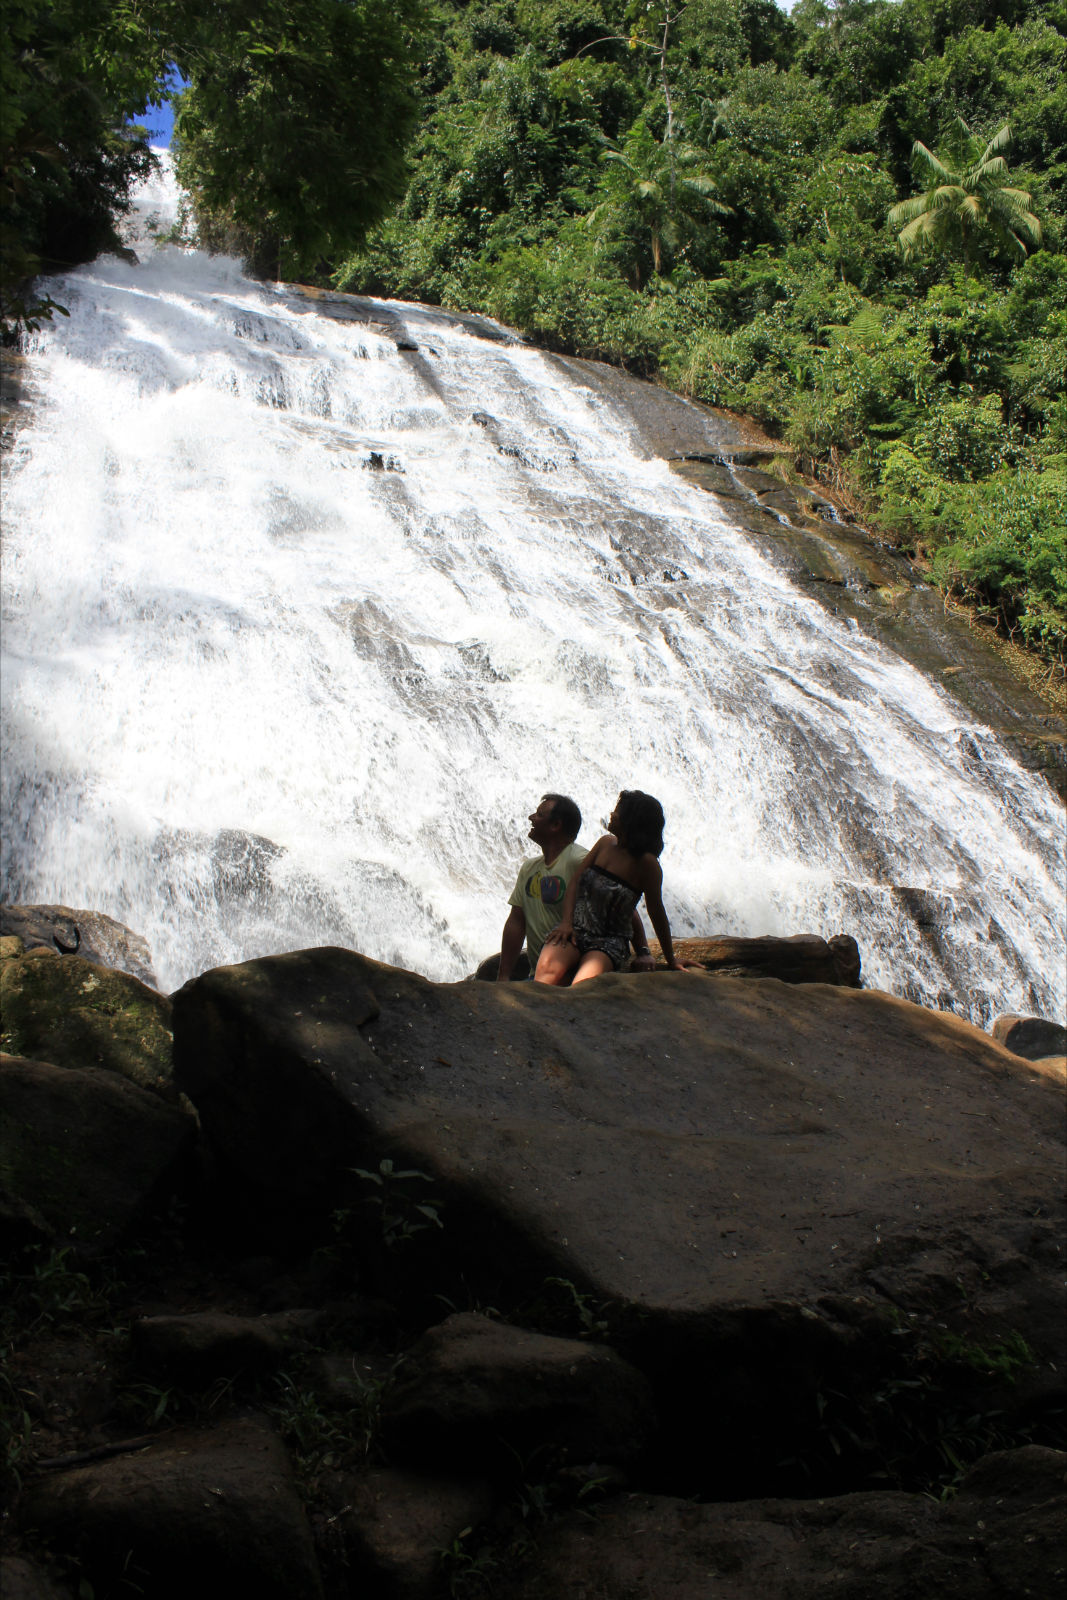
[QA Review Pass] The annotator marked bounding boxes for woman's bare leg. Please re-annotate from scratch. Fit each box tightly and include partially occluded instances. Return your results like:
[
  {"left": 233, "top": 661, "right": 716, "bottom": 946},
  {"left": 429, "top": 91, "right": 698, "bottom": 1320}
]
[
  {"left": 534, "top": 939, "right": 581, "bottom": 985},
  {"left": 572, "top": 951, "right": 614, "bottom": 984}
]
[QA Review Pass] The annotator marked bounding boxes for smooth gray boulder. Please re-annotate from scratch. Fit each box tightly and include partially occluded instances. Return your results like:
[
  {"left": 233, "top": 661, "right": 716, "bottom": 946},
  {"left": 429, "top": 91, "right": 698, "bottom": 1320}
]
[
  {"left": 476, "top": 933, "right": 861, "bottom": 985},
  {"left": 172, "top": 948, "right": 1062, "bottom": 1328}
]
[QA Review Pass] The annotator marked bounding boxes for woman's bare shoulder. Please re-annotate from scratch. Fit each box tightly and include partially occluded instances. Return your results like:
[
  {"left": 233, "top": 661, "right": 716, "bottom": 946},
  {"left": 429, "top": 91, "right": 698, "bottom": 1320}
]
[{"left": 636, "top": 852, "right": 664, "bottom": 889}]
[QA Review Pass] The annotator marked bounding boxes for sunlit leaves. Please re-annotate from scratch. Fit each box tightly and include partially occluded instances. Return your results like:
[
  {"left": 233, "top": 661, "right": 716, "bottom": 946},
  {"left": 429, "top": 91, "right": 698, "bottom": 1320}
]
[{"left": 888, "top": 119, "right": 1043, "bottom": 266}]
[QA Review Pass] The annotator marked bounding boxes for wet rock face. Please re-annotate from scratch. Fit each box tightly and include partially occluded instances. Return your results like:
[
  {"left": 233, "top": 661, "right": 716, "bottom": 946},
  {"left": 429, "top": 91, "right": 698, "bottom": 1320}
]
[
  {"left": 663, "top": 453, "right": 1066, "bottom": 800},
  {"left": 0, "top": 904, "right": 158, "bottom": 988}
]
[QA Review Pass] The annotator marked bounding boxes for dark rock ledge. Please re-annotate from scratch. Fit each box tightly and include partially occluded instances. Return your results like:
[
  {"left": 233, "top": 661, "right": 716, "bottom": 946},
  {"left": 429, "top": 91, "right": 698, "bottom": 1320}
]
[{"left": 1, "top": 919, "right": 1064, "bottom": 1599}]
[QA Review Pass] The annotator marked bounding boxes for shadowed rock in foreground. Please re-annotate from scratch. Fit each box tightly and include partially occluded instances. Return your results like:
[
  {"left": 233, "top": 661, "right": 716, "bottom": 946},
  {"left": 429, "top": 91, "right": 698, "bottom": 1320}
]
[
  {"left": 489, "top": 1445, "right": 1066, "bottom": 1600},
  {"left": 172, "top": 946, "right": 1064, "bottom": 1497},
  {"left": 6, "top": 936, "right": 1064, "bottom": 1597}
]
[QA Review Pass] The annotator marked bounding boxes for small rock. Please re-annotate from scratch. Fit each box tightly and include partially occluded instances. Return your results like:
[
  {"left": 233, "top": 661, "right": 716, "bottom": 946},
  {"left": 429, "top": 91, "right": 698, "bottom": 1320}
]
[
  {"left": 330, "top": 1465, "right": 496, "bottom": 1600},
  {"left": 992, "top": 1013, "right": 1067, "bottom": 1062},
  {"left": 0, "top": 1054, "right": 195, "bottom": 1252},
  {"left": 383, "top": 1313, "right": 656, "bottom": 1471},
  {"left": 132, "top": 1310, "right": 322, "bottom": 1383},
  {"left": 0, "top": 1555, "right": 73, "bottom": 1600},
  {"left": 17, "top": 1415, "right": 324, "bottom": 1600}
]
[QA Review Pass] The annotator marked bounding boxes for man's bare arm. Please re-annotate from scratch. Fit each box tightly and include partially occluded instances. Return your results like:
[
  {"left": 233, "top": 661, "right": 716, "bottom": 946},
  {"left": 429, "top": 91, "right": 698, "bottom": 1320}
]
[{"left": 497, "top": 905, "right": 527, "bottom": 982}]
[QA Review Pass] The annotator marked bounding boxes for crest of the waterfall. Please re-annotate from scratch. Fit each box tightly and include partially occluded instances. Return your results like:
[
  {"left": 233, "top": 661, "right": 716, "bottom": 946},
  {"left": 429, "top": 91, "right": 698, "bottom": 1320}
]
[
  {"left": 2, "top": 169, "right": 1064, "bottom": 1025},
  {"left": 117, "top": 149, "right": 189, "bottom": 257}
]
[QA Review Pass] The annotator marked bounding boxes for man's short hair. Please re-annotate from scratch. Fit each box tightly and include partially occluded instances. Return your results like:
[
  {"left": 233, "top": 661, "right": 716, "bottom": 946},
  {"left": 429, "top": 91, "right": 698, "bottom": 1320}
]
[{"left": 542, "top": 793, "right": 581, "bottom": 841}]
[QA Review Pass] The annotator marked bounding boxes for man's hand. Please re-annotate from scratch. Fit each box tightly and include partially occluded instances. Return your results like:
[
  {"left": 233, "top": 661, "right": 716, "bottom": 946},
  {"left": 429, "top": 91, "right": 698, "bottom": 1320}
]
[{"left": 630, "top": 951, "right": 657, "bottom": 973}]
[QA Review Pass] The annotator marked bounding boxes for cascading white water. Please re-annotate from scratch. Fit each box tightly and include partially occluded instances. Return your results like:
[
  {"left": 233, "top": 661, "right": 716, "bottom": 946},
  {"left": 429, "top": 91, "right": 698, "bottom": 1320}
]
[{"left": 2, "top": 159, "right": 1064, "bottom": 1021}]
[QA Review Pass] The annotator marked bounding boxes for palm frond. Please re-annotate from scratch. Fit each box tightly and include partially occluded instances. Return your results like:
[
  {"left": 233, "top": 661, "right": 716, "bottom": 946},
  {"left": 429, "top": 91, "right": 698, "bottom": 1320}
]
[
  {"left": 909, "top": 141, "right": 954, "bottom": 186},
  {"left": 981, "top": 124, "right": 1013, "bottom": 162}
]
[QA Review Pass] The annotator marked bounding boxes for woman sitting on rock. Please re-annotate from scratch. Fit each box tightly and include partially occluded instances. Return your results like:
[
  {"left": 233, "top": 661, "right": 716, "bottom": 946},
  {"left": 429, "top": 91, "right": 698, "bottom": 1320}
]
[{"left": 535, "top": 789, "right": 691, "bottom": 984}]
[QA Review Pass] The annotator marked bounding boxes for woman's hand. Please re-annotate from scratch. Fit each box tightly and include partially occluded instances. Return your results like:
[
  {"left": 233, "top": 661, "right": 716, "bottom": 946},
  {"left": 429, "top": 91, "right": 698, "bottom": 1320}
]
[{"left": 544, "top": 923, "right": 575, "bottom": 947}]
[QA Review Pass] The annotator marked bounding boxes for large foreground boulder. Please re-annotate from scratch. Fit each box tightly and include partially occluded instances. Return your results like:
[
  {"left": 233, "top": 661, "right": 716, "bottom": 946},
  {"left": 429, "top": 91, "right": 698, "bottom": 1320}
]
[{"left": 173, "top": 948, "right": 1064, "bottom": 1490}]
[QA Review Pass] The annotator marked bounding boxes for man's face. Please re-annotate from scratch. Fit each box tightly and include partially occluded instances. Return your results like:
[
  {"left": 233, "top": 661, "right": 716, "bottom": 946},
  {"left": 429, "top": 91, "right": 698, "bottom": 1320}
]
[{"left": 528, "top": 799, "right": 563, "bottom": 853}]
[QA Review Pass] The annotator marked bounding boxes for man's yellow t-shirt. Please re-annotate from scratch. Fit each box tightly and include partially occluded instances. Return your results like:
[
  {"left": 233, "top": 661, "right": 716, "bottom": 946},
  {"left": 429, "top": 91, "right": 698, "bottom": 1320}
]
[{"left": 509, "top": 841, "right": 587, "bottom": 972}]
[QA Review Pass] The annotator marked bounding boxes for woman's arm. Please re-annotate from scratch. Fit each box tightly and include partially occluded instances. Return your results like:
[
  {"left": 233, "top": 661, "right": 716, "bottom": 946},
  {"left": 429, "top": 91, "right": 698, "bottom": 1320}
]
[
  {"left": 543, "top": 837, "right": 606, "bottom": 946},
  {"left": 639, "top": 858, "right": 687, "bottom": 970},
  {"left": 630, "top": 909, "right": 655, "bottom": 971}
]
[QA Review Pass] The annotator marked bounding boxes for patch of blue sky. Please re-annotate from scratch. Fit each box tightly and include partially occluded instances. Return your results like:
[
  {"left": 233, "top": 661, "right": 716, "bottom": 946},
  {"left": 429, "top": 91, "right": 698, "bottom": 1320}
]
[{"left": 136, "top": 64, "right": 187, "bottom": 149}]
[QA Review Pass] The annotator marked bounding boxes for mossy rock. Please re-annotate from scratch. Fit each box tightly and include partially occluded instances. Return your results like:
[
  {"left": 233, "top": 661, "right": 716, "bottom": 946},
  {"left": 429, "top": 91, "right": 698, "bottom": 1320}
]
[{"left": 0, "top": 948, "right": 175, "bottom": 1101}]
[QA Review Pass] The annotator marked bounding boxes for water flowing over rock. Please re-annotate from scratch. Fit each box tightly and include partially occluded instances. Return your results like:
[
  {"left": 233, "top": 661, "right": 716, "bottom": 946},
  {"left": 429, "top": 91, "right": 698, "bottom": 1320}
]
[{"left": 1, "top": 161, "right": 1063, "bottom": 1026}]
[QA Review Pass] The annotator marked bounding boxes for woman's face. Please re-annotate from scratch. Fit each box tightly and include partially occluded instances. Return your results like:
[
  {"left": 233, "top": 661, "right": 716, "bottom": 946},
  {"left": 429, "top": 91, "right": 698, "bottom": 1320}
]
[{"left": 608, "top": 797, "right": 623, "bottom": 835}]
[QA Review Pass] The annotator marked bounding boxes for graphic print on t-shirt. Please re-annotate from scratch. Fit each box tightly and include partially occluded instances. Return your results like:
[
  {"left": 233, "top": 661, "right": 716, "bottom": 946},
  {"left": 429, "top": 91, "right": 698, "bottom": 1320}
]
[{"left": 526, "top": 869, "right": 566, "bottom": 905}]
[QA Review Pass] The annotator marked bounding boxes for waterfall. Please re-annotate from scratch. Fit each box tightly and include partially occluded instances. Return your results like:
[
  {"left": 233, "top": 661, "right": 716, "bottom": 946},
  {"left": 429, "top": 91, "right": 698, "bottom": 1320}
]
[{"left": 2, "top": 159, "right": 1064, "bottom": 1024}]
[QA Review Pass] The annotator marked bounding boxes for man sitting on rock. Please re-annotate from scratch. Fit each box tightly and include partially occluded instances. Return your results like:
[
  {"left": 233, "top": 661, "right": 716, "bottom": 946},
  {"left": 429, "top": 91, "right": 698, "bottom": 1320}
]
[{"left": 496, "top": 794, "right": 654, "bottom": 981}]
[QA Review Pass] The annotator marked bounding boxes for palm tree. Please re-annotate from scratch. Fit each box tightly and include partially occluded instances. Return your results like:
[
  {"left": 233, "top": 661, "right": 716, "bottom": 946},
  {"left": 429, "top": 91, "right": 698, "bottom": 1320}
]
[
  {"left": 587, "top": 120, "right": 730, "bottom": 284},
  {"left": 888, "top": 120, "right": 1042, "bottom": 267}
]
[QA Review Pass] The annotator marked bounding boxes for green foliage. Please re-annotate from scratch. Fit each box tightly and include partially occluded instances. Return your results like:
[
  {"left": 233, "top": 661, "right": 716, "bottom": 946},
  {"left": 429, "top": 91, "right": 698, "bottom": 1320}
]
[
  {"left": 352, "top": 1157, "right": 445, "bottom": 1248},
  {"left": 0, "top": 0, "right": 162, "bottom": 329},
  {"left": 587, "top": 116, "right": 731, "bottom": 283},
  {"left": 337, "top": 3, "right": 1064, "bottom": 663},
  {"left": 888, "top": 119, "right": 1043, "bottom": 266},
  {"left": 802, "top": 1323, "right": 1047, "bottom": 1496},
  {"left": 173, "top": 0, "right": 426, "bottom": 280},
  {"left": 2, "top": 0, "right": 429, "bottom": 330}
]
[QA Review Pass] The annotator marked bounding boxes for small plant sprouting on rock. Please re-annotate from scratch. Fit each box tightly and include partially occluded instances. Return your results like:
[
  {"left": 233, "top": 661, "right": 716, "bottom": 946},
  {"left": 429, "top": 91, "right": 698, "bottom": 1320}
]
[
  {"left": 929, "top": 1329, "right": 1035, "bottom": 1381},
  {"left": 351, "top": 1158, "right": 444, "bottom": 1248},
  {"left": 440, "top": 1526, "right": 500, "bottom": 1599}
]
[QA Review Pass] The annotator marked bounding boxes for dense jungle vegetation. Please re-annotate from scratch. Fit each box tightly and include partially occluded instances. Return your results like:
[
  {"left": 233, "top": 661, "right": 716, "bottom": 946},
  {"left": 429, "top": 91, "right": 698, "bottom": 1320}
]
[
  {"left": 334, "top": 0, "right": 1066, "bottom": 669},
  {"left": 3, "top": 1, "right": 1064, "bottom": 666}
]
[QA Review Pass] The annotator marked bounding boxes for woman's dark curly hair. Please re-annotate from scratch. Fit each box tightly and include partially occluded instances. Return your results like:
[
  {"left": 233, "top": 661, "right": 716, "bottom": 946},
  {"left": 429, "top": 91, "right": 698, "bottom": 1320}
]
[{"left": 613, "top": 790, "right": 665, "bottom": 858}]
